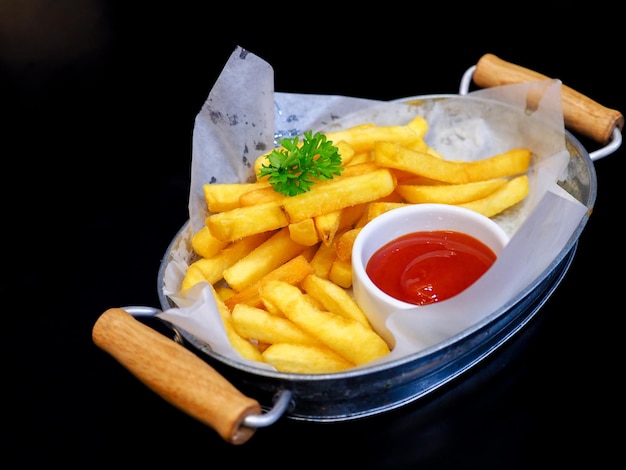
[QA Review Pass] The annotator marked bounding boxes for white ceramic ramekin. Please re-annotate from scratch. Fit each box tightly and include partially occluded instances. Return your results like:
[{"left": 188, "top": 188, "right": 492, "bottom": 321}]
[{"left": 351, "top": 203, "right": 510, "bottom": 343}]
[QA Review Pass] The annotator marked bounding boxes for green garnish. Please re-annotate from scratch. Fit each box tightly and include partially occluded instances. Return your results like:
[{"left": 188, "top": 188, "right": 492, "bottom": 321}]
[{"left": 258, "top": 131, "right": 344, "bottom": 196}]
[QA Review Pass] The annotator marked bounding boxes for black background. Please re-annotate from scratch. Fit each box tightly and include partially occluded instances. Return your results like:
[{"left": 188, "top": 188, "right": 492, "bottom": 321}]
[{"left": 3, "top": 2, "right": 624, "bottom": 468}]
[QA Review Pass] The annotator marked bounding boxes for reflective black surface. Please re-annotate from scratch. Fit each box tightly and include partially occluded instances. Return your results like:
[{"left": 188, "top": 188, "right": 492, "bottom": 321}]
[{"left": 4, "top": 3, "right": 624, "bottom": 468}]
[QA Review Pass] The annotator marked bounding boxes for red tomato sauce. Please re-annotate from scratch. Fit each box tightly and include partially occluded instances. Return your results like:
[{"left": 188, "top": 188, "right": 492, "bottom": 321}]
[{"left": 365, "top": 230, "right": 497, "bottom": 306}]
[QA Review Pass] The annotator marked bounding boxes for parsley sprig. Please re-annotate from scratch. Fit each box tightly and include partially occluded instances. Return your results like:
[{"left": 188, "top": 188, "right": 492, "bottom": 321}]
[{"left": 258, "top": 131, "right": 344, "bottom": 196}]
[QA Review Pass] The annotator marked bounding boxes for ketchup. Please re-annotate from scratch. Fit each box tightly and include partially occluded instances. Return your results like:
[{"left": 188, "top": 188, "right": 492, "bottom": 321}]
[{"left": 365, "top": 230, "right": 497, "bottom": 306}]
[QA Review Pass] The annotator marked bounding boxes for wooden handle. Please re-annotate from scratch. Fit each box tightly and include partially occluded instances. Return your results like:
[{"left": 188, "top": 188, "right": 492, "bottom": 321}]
[
  {"left": 92, "top": 308, "right": 262, "bottom": 445},
  {"left": 473, "top": 53, "right": 624, "bottom": 145}
]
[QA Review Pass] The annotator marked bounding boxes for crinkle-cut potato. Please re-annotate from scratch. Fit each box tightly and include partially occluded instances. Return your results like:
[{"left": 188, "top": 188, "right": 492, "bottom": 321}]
[{"left": 182, "top": 115, "right": 532, "bottom": 373}]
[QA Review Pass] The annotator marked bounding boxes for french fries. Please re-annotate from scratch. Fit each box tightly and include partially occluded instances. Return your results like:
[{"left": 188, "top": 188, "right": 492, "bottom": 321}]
[
  {"left": 204, "top": 181, "right": 271, "bottom": 212},
  {"left": 209, "top": 283, "right": 263, "bottom": 362},
  {"left": 281, "top": 169, "right": 397, "bottom": 223},
  {"left": 231, "top": 303, "right": 322, "bottom": 346},
  {"left": 223, "top": 227, "right": 309, "bottom": 291},
  {"left": 375, "top": 142, "right": 530, "bottom": 184},
  {"left": 224, "top": 254, "right": 315, "bottom": 310},
  {"left": 259, "top": 280, "right": 390, "bottom": 365},
  {"left": 323, "top": 117, "right": 427, "bottom": 152},
  {"left": 191, "top": 225, "right": 228, "bottom": 259},
  {"left": 458, "top": 175, "right": 529, "bottom": 218},
  {"left": 181, "top": 114, "right": 534, "bottom": 374},
  {"left": 262, "top": 343, "right": 354, "bottom": 374},
  {"left": 182, "top": 231, "right": 272, "bottom": 289},
  {"left": 396, "top": 178, "right": 508, "bottom": 204},
  {"left": 301, "top": 274, "right": 370, "bottom": 327}
]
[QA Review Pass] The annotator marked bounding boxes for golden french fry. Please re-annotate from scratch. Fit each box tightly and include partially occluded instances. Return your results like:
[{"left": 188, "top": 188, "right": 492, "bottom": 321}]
[
  {"left": 375, "top": 141, "right": 531, "bottom": 184},
  {"left": 215, "top": 286, "right": 236, "bottom": 302},
  {"left": 260, "top": 281, "right": 390, "bottom": 365},
  {"left": 288, "top": 218, "right": 319, "bottom": 246},
  {"left": 186, "top": 231, "right": 273, "bottom": 286},
  {"left": 324, "top": 123, "right": 425, "bottom": 153},
  {"left": 378, "top": 189, "right": 406, "bottom": 203},
  {"left": 364, "top": 202, "right": 409, "bottom": 222},
  {"left": 458, "top": 175, "right": 529, "bottom": 217},
  {"left": 338, "top": 203, "right": 369, "bottom": 231},
  {"left": 239, "top": 186, "right": 286, "bottom": 207},
  {"left": 389, "top": 168, "right": 420, "bottom": 183},
  {"left": 315, "top": 203, "right": 368, "bottom": 238},
  {"left": 303, "top": 293, "right": 325, "bottom": 310},
  {"left": 406, "top": 115, "right": 429, "bottom": 138},
  {"left": 224, "top": 254, "right": 315, "bottom": 310},
  {"left": 203, "top": 181, "right": 271, "bottom": 213},
  {"left": 281, "top": 169, "right": 397, "bottom": 223},
  {"left": 403, "top": 138, "right": 429, "bottom": 154},
  {"left": 426, "top": 147, "right": 446, "bottom": 159},
  {"left": 231, "top": 303, "right": 321, "bottom": 346},
  {"left": 328, "top": 258, "right": 352, "bottom": 288},
  {"left": 221, "top": 317, "right": 263, "bottom": 362},
  {"left": 206, "top": 201, "right": 289, "bottom": 241},
  {"left": 352, "top": 195, "right": 401, "bottom": 228},
  {"left": 223, "top": 227, "right": 309, "bottom": 292},
  {"left": 314, "top": 210, "right": 341, "bottom": 246},
  {"left": 394, "top": 173, "right": 448, "bottom": 185},
  {"left": 260, "top": 297, "right": 283, "bottom": 316},
  {"left": 261, "top": 343, "right": 354, "bottom": 374},
  {"left": 191, "top": 225, "right": 229, "bottom": 259},
  {"left": 334, "top": 227, "right": 362, "bottom": 262},
  {"left": 338, "top": 161, "right": 380, "bottom": 177},
  {"left": 309, "top": 241, "right": 337, "bottom": 279},
  {"left": 256, "top": 162, "right": 378, "bottom": 214},
  {"left": 334, "top": 140, "right": 355, "bottom": 166},
  {"left": 299, "top": 244, "right": 319, "bottom": 262},
  {"left": 181, "top": 263, "right": 209, "bottom": 292},
  {"left": 301, "top": 274, "right": 370, "bottom": 327},
  {"left": 209, "top": 284, "right": 263, "bottom": 362},
  {"left": 464, "top": 149, "right": 531, "bottom": 180},
  {"left": 396, "top": 178, "right": 508, "bottom": 204},
  {"left": 347, "top": 151, "right": 374, "bottom": 165}
]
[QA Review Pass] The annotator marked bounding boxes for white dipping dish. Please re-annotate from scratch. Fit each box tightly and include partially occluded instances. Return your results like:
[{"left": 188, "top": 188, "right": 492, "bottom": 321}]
[{"left": 351, "top": 203, "right": 510, "bottom": 342}]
